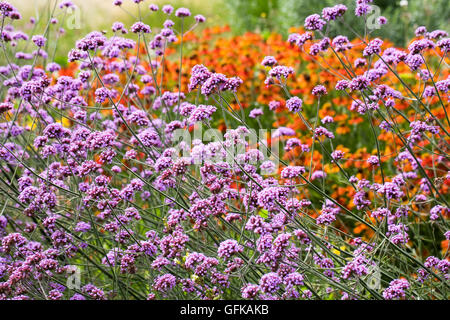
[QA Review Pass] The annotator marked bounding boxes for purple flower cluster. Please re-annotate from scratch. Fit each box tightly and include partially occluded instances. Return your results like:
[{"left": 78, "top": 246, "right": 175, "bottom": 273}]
[
  {"left": 285, "top": 96, "right": 303, "bottom": 112},
  {"left": 304, "top": 14, "right": 326, "bottom": 31},
  {"left": 217, "top": 240, "right": 243, "bottom": 259},
  {"left": 382, "top": 279, "right": 409, "bottom": 300},
  {"left": 322, "top": 4, "right": 347, "bottom": 21},
  {"left": 188, "top": 105, "right": 217, "bottom": 124},
  {"left": 32, "top": 35, "right": 46, "bottom": 47},
  {"left": 0, "top": 0, "right": 447, "bottom": 302},
  {"left": 280, "top": 166, "right": 305, "bottom": 179}
]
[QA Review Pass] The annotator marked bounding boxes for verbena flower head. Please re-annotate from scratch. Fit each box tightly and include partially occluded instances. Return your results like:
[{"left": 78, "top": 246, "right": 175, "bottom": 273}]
[
  {"left": 322, "top": 4, "right": 347, "bottom": 21},
  {"left": 195, "top": 14, "right": 206, "bottom": 23},
  {"left": 131, "top": 22, "right": 151, "bottom": 34},
  {"left": 175, "top": 8, "right": 191, "bottom": 18},
  {"left": 304, "top": 14, "right": 326, "bottom": 31},
  {"left": 382, "top": 279, "right": 409, "bottom": 300},
  {"left": 286, "top": 96, "right": 303, "bottom": 112},
  {"left": 261, "top": 56, "right": 277, "bottom": 67},
  {"left": 312, "top": 85, "right": 327, "bottom": 96},
  {"left": 32, "top": 35, "right": 46, "bottom": 47},
  {"left": 162, "top": 5, "right": 174, "bottom": 15},
  {"left": 188, "top": 105, "right": 217, "bottom": 124}
]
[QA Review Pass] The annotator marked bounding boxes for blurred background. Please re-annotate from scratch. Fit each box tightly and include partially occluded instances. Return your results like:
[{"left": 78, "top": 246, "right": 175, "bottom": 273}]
[{"left": 8, "top": 0, "right": 450, "bottom": 52}]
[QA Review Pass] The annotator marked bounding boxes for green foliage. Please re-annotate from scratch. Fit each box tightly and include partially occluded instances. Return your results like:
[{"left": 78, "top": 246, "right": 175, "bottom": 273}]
[
  {"left": 223, "top": 0, "right": 450, "bottom": 45},
  {"left": 221, "top": 0, "right": 279, "bottom": 33}
]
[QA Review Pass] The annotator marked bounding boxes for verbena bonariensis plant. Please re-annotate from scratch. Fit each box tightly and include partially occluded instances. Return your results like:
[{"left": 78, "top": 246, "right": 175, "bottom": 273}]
[{"left": 0, "top": 0, "right": 448, "bottom": 300}]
